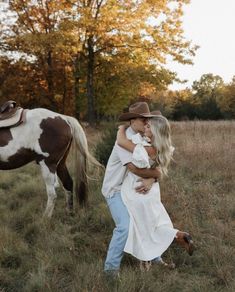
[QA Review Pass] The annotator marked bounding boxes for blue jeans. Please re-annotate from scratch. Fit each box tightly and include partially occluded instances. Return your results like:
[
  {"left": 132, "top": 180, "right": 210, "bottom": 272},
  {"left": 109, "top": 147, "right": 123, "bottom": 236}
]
[
  {"left": 104, "top": 191, "right": 162, "bottom": 271},
  {"left": 104, "top": 192, "right": 130, "bottom": 271}
]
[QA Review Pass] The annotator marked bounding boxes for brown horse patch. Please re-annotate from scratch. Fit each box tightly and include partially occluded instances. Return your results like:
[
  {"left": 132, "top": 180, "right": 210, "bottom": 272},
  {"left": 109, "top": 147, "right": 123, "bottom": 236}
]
[
  {"left": 39, "top": 116, "right": 73, "bottom": 172},
  {"left": 0, "top": 128, "right": 13, "bottom": 147}
]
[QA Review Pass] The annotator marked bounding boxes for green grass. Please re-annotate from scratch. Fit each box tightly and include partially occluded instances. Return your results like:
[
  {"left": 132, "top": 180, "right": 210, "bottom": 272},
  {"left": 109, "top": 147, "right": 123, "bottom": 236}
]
[{"left": 0, "top": 121, "right": 234, "bottom": 291}]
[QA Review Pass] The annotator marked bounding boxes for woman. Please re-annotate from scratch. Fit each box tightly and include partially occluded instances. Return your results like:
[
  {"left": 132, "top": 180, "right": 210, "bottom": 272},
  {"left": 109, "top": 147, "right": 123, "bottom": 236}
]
[{"left": 117, "top": 115, "right": 194, "bottom": 269}]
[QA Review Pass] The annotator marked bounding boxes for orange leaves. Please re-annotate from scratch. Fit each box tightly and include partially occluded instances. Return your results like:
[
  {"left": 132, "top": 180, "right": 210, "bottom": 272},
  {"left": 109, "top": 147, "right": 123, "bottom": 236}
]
[
  {"left": 138, "top": 81, "right": 157, "bottom": 99},
  {"left": 2, "top": 0, "right": 197, "bottom": 118}
]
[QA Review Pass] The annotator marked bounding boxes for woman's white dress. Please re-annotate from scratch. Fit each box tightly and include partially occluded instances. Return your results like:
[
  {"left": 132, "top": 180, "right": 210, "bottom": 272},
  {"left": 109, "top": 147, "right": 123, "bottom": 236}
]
[{"left": 121, "top": 134, "right": 178, "bottom": 261}]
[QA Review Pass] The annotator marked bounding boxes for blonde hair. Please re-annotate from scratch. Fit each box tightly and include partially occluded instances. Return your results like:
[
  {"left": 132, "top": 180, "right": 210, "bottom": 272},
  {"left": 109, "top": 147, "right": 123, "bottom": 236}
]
[{"left": 150, "top": 115, "right": 173, "bottom": 177}]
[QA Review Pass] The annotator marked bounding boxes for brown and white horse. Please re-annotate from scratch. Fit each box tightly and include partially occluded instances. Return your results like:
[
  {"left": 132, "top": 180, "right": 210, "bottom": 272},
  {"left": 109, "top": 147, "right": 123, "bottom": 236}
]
[{"left": 0, "top": 108, "right": 94, "bottom": 217}]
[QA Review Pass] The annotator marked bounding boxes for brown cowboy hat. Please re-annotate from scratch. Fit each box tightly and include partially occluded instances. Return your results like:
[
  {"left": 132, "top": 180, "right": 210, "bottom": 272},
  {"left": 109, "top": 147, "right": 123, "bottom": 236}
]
[
  {"left": 151, "top": 110, "right": 162, "bottom": 116},
  {"left": 118, "top": 102, "right": 156, "bottom": 121}
]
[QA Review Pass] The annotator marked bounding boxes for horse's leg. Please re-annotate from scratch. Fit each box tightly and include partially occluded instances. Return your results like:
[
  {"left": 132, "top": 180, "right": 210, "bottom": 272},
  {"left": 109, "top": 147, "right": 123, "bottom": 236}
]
[
  {"left": 39, "top": 160, "right": 57, "bottom": 218},
  {"left": 57, "top": 161, "right": 73, "bottom": 213},
  {"left": 54, "top": 173, "right": 60, "bottom": 188}
]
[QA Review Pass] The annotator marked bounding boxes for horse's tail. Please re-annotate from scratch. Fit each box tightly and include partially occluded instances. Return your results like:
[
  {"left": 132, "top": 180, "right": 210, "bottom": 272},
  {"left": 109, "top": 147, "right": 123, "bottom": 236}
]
[{"left": 64, "top": 116, "right": 101, "bottom": 207}]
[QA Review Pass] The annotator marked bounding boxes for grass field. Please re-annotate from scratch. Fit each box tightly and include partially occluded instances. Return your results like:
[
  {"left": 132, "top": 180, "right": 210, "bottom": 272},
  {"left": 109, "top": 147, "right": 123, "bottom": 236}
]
[{"left": 0, "top": 120, "right": 234, "bottom": 292}]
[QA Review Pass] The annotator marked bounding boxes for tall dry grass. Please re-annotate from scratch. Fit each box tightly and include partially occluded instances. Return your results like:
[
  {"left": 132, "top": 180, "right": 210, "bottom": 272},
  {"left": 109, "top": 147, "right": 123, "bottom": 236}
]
[{"left": 0, "top": 120, "right": 234, "bottom": 291}]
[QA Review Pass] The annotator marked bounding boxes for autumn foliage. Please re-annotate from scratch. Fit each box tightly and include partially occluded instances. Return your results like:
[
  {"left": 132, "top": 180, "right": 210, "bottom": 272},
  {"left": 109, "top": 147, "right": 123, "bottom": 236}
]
[{"left": 0, "top": 1, "right": 234, "bottom": 121}]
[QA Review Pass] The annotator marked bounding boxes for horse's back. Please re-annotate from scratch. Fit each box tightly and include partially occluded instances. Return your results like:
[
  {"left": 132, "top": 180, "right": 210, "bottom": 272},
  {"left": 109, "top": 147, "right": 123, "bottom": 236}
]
[
  {"left": 26, "top": 108, "right": 63, "bottom": 121},
  {"left": 3, "top": 108, "right": 73, "bottom": 158},
  {"left": 25, "top": 108, "right": 70, "bottom": 131},
  {"left": 26, "top": 107, "right": 73, "bottom": 141}
]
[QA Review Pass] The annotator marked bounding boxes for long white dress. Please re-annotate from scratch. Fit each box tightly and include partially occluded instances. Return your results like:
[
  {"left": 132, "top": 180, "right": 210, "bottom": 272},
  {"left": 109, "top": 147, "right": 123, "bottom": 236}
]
[{"left": 121, "top": 134, "right": 178, "bottom": 261}]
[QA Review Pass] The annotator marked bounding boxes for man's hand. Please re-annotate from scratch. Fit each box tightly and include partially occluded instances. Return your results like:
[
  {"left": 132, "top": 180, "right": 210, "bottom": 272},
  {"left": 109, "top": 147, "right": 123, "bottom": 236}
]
[{"left": 135, "top": 177, "right": 155, "bottom": 194}]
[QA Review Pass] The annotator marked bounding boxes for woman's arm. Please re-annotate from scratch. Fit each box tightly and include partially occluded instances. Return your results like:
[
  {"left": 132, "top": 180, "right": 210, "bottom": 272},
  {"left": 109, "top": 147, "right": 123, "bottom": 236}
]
[
  {"left": 117, "top": 125, "right": 157, "bottom": 159},
  {"left": 117, "top": 125, "right": 135, "bottom": 152},
  {"left": 127, "top": 163, "right": 162, "bottom": 179}
]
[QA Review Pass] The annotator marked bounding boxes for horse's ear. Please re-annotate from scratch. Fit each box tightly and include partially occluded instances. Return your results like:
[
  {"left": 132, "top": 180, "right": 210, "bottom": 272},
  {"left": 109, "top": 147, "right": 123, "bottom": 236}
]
[
  {"left": 0, "top": 100, "right": 17, "bottom": 113},
  {"left": 9, "top": 101, "right": 17, "bottom": 108}
]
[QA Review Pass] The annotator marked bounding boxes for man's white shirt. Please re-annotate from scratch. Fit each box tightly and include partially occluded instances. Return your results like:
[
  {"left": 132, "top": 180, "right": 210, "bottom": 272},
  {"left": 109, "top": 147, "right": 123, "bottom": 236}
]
[{"left": 101, "top": 126, "right": 137, "bottom": 198}]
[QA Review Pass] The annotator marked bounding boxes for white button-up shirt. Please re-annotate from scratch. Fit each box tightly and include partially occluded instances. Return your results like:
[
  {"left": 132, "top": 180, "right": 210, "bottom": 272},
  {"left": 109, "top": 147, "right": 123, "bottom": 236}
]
[{"left": 101, "top": 126, "right": 136, "bottom": 198}]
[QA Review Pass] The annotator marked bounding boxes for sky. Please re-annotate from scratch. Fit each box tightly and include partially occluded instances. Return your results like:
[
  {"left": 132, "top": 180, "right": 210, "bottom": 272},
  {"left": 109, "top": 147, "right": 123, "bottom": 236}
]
[{"left": 167, "top": 0, "right": 235, "bottom": 90}]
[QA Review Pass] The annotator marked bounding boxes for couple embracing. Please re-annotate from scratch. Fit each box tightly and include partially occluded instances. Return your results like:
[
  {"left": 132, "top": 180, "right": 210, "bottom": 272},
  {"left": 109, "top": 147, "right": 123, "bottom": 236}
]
[{"left": 101, "top": 102, "right": 194, "bottom": 276}]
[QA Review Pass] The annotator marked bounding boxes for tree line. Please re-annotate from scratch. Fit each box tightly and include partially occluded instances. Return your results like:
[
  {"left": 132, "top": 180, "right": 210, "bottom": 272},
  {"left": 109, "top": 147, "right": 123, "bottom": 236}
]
[
  {"left": 152, "top": 74, "right": 235, "bottom": 120},
  {"left": 0, "top": 1, "right": 234, "bottom": 122}
]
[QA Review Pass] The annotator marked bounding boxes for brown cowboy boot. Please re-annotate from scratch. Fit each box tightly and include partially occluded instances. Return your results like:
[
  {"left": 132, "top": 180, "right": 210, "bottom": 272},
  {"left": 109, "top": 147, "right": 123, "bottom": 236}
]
[{"left": 175, "top": 232, "right": 194, "bottom": 256}]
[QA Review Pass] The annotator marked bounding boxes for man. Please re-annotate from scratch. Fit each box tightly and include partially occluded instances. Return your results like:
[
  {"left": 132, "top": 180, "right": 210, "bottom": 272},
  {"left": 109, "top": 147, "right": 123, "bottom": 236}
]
[{"left": 102, "top": 102, "right": 161, "bottom": 275}]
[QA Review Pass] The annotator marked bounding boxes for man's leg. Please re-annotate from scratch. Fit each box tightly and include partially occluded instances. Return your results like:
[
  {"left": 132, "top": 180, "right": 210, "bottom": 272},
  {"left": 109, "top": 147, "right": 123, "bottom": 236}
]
[{"left": 104, "top": 192, "right": 130, "bottom": 271}]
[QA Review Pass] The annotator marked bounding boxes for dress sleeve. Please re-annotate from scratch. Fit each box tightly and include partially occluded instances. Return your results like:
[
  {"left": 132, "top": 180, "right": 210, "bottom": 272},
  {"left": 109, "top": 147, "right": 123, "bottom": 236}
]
[
  {"left": 116, "top": 143, "right": 133, "bottom": 166},
  {"left": 131, "top": 133, "right": 151, "bottom": 146},
  {"left": 132, "top": 144, "right": 150, "bottom": 169}
]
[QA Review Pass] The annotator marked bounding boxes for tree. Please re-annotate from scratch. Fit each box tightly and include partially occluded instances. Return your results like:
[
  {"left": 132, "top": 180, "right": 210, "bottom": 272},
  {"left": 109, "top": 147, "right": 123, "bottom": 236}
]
[
  {"left": 192, "top": 74, "right": 224, "bottom": 119},
  {"left": 1, "top": 0, "right": 196, "bottom": 123},
  {"left": 0, "top": 56, "right": 44, "bottom": 107},
  {"left": 170, "top": 89, "right": 195, "bottom": 120},
  {"left": 1, "top": 0, "right": 74, "bottom": 111},
  {"left": 69, "top": 0, "right": 196, "bottom": 123},
  {"left": 219, "top": 76, "right": 235, "bottom": 119}
]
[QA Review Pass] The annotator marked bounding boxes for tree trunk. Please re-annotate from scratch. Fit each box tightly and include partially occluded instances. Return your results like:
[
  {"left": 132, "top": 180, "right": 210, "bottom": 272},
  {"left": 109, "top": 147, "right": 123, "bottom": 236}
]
[
  {"left": 86, "top": 37, "right": 95, "bottom": 125},
  {"left": 46, "top": 50, "right": 57, "bottom": 111},
  {"left": 74, "top": 53, "right": 81, "bottom": 120},
  {"left": 62, "top": 64, "right": 67, "bottom": 114}
]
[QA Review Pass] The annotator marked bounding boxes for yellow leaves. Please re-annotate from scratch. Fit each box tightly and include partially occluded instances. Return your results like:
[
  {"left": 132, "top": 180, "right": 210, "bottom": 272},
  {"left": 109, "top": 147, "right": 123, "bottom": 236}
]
[
  {"left": 6, "top": 0, "right": 196, "bottom": 67},
  {"left": 3, "top": 0, "right": 197, "bottom": 118},
  {"left": 54, "top": 94, "right": 63, "bottom": 103},
  {"left": 138, "top": 81, "right": 156, "bottom": 98}
]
